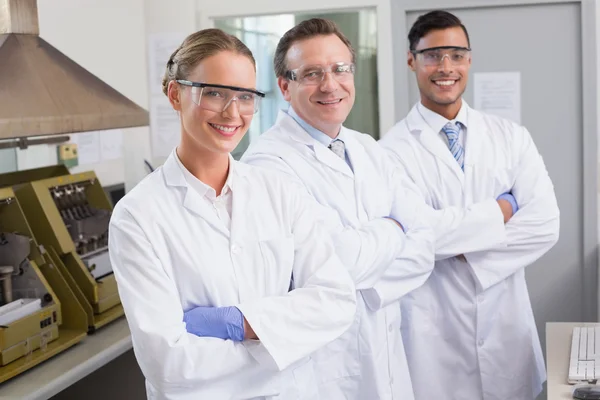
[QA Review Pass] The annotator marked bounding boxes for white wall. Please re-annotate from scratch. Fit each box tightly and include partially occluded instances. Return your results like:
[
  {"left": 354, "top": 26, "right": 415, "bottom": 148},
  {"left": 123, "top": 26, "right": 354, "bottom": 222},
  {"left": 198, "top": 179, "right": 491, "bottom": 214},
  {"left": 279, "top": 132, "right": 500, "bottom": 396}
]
[
  {"left": 144, "top": 0, "right": 195, "bottom": 33},
  {"left": 137, "top": 0, "right": 196, "bottom": 175},
  {"left": 34, "top": 0, "right": 600, "bottom": 193},
  {"left": 597, "top": 0, "right": 600, "bottom": 179},
  {"left": 36, "top": 0, "right": 149, "bottom": 189},
  {"left": 596, "top": 0, "right": 600, "bottom": 319},
  {"left": 34, "top": 0, "right": 197, "bottom": 190}
]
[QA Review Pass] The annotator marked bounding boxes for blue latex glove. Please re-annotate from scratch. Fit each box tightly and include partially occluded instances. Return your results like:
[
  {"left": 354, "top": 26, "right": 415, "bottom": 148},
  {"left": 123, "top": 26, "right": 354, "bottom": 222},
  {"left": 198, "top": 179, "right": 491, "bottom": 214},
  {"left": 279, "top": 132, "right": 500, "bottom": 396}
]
[
  {"left": 183, "top": 306, "right": 245, "bottom": 341},
  {"left": 497, "top": 192, "right": 519, "bottom": 215}
]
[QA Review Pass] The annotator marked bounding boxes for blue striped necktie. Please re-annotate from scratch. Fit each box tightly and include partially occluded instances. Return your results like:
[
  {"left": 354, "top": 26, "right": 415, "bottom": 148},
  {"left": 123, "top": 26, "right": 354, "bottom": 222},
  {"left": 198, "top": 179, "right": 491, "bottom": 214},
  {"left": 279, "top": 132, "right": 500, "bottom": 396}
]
[{"left": 441, "top": 122, "right": 464, "bottom": 170}]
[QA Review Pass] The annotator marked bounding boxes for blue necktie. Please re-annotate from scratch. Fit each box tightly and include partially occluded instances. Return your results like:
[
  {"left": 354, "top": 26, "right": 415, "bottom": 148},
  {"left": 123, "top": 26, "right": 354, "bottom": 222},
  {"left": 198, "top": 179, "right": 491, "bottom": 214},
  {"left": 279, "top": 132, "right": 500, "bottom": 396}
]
[{"left": 442, "top": 122, "right": 464, "bottom": 170}]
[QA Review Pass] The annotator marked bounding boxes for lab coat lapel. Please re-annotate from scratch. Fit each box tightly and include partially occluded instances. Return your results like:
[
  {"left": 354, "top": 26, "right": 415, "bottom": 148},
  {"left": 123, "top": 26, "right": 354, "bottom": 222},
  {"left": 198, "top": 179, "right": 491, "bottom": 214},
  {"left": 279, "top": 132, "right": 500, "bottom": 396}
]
[
  {"left": 462, "top": 107, "right": 486, "bottom": 201},
  {"left": 275, "top": 111, "right": 358, "bottom": 223},
  {"left": 229, "top": 164, "right": 249, "bottom": 242},
  {"left": 343, "top": 132, "right": 369, "bottom": 214},
  {"left": 406, "top": 105, "right": 465, "bottom": 186},
  {"left": 277, "top": 111, "right": 354, "bottom": 179},
  {"left": 462, "top": 106, "right": 485, "bottom": 168},
  {"left": 312, "top": 144, "right": 354, "bottom": 178},
  {"left": 228, "top": 162, "right": 253, "bottom": 302},
  {"left": 162, "top": 151, "right": 229, "bottom": 237}
]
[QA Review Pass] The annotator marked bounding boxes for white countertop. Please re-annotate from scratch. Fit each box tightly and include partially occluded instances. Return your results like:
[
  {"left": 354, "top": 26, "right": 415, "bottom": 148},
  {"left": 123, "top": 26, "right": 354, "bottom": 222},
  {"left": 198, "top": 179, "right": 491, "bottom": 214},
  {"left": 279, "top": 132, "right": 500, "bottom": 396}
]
[
  {"left": 0, "top": 319, "right": 584, "bottom": 399},
  {"left": 546, "top": 322, "right": 600, "bottom": 400},
  {"left": 0, "top": 317, "right": 132, "bottom": 400}
]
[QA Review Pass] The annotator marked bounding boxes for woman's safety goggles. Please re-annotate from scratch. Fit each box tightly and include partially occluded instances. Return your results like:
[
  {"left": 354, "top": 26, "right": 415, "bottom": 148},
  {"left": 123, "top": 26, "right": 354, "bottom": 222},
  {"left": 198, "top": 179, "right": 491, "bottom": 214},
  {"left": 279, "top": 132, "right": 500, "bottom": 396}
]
[{"left": 176, "top": 80, "right": 266, "bottom": 115}]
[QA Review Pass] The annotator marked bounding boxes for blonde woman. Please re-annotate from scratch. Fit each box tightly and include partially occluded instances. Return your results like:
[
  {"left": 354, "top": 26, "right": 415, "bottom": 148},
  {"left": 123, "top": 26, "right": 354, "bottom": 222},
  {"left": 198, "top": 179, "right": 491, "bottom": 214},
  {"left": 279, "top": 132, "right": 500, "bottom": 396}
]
[{"left": 108, "top": 29, "right": 356, "bottom": 400}]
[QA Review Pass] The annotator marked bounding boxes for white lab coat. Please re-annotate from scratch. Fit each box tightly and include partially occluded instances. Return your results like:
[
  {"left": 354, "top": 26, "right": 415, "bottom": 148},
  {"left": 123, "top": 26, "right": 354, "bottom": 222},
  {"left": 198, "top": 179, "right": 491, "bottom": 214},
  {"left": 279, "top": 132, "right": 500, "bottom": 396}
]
[
  {"left": 379, "top": 102, "right": 560, "bottom": 400},
  {"left": 108, "top": 151, "right": 357, "bottom": 400},
  {"left": 241, "top": 111, "right": 435, "bottom": 400}
]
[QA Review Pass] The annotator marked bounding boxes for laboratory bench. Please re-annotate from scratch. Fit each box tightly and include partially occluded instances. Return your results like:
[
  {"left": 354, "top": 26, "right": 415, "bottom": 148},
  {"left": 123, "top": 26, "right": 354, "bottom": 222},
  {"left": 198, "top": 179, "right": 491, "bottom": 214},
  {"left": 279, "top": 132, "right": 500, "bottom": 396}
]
[
  {"left": 0, "top": 317, "right": 146, "bottom": 400},
  {"left": 0, "top": 318, "right": 584, "bottom": 399}
]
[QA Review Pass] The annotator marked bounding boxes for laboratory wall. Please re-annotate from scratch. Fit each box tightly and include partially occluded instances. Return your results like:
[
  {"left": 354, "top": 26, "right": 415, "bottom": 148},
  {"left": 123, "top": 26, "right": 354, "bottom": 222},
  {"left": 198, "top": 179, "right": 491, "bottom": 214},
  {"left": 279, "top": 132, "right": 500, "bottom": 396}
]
[
  {"left": 134, "top": 0, "right": 196, "bottom": 173},
  {"left": 30, "top": 0, "right": 600, "bottom": 192},
  {"left": 596, "top": 0, "right": 600, "bottom": 320},
  {"left": 35, "top": 0, "right": 150, "bottom": 189},
  {"left": 19, "top": 0, "right": 600, "bottom": 397}
]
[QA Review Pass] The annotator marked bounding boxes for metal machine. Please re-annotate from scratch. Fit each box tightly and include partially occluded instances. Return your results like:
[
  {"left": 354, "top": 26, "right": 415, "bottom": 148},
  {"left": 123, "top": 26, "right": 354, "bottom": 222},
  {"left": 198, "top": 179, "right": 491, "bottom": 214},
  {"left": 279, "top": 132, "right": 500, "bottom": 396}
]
[
  {"left": 13, "top": 172, "right": 123, "bottom": 332},
  {"left": 0, "top": 187, "right": 87, "bottom": 383},
  {"left": 0, "top": 165, "right": 70, "bottom": 189}
]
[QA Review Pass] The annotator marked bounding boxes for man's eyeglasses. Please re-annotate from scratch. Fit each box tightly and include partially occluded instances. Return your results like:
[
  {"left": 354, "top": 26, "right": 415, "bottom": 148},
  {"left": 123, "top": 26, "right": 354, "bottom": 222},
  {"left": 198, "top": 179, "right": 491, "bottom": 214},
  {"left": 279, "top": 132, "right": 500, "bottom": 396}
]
[
  {"left": 176, "top": 80, "right": 266, "bottom": 115},
  {"left": 411, "top": 46, "right": 472, "bottom": 66},
  {"left": 285, "top": 62, "right": 356, "bottom": 85}
]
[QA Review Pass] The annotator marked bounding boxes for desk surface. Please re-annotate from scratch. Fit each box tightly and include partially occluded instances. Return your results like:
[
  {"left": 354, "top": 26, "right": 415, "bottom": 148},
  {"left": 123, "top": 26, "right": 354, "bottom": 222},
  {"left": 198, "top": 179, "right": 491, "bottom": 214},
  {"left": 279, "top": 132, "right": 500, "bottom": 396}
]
[
  {"left": 546, "top": 322, "right": 600, "bottom": 400},
  {"left": 0, "top": 317, "right": 132, "bottom": 400}
]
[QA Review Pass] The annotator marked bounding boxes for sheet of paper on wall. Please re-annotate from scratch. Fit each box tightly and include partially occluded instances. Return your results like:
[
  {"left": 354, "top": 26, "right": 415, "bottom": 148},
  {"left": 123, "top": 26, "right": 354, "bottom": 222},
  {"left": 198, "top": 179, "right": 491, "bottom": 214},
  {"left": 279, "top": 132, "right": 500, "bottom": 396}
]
[
  {"left": 100, "top": 129, "right": 123, "bottom": 161},
  {"left": 150, "top": 95, "right": 179, "bottom": 158},
  {"left": 70, "top": 131, "right": 100, "bottom": 165},
  {"left": 148, "top": 32, "right": 187, "bottom": 96},
  {"left": 473, "top": 72, "right": 521, "bottom": 124}
]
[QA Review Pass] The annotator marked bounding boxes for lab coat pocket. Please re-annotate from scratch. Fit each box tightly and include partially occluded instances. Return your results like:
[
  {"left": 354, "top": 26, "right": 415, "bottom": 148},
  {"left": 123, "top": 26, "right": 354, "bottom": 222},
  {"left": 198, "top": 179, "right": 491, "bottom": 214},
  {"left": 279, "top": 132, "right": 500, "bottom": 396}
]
[
  {"left": 259, "top": 236, "right": 294, "bottom": 295},
  {"left": 400, "top": 286, "right": 435, "bottom": 335},
  {"left": 272, "top": 358, "right": 319, "bottom": 400},
  {"left": 293, "top": 358, "right": 319, "bottom": 399},
  {"left": 310, "top": 305, "right": 361, "bottom": 384}
]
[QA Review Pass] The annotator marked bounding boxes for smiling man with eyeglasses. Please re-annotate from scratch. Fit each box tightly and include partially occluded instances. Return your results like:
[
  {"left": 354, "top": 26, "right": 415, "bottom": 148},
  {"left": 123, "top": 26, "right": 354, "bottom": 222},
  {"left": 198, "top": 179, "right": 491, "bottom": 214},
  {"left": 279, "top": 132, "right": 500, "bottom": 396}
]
[
  {"left": 242, "top": 17, "right": 436, "bottom": 400},
  {"left": 241, "top": 15, "right": 521, "bottom": 399}
]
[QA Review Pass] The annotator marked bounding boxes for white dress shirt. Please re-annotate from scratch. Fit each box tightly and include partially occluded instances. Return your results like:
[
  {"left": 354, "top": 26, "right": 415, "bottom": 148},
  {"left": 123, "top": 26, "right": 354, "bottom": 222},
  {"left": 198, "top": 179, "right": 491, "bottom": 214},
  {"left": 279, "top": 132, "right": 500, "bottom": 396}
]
[
  {"left": 174, "top": 149, "right": 233, "bottom": 231},
  {"left": 417, "top": 101, "right": 469, "bottom": 150}
]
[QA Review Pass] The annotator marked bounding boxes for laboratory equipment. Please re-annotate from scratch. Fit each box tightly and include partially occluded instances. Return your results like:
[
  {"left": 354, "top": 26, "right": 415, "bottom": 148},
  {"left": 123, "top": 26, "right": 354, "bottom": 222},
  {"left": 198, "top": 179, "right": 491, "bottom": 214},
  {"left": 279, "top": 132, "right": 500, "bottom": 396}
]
[
  {"left": 14, "top": 172, "right": 123, "bottom": 332},
  {"left": 0, "top": 187, "right": 87, "bottom": 383}
]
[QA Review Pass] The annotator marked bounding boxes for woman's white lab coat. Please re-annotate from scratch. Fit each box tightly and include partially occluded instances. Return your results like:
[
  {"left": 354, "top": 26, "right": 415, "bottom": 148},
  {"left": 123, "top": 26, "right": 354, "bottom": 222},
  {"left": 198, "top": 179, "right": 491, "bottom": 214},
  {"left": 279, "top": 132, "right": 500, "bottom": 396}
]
[
  {"left": 379, "top": 102, "right": 560, "bottom": 400},
  {"left": 241, "top": 111, "right": 436, "bottom": 400},
  {"left": 108, "top": 151, "right": 356, "bottom": 400}
]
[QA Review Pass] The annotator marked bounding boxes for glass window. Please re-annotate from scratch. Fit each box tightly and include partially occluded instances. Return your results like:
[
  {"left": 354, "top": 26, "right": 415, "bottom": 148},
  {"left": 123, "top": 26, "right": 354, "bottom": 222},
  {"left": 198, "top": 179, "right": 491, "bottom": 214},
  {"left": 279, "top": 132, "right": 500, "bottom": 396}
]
[
  {"left": 214, "top": 9, "right": 379, "bottom": 159},
  {"left": 0, "top": 148, "right": 17, "bottom": 174}
]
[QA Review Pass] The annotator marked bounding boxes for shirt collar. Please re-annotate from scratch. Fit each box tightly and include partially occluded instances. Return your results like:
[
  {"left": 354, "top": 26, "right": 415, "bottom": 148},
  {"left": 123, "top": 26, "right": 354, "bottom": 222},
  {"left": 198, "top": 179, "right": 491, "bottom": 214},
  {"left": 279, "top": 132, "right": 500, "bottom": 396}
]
[
  {"left": 417, "top": 100, "right": 469, "bottom": 133},
  {"left": 173, "top": 149, "right": 234, "bottom": 197},
  {"left": 286, "top": 106, "right": 340, "bottom": 147}
]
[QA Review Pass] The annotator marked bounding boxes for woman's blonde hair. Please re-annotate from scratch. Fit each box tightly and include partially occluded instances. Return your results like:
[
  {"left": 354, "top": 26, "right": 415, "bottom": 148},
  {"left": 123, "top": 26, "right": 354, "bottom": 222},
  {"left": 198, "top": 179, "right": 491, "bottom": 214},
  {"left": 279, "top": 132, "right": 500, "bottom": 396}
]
[{"left": 161, "top": 28, "right": 256, "bottom": 96}]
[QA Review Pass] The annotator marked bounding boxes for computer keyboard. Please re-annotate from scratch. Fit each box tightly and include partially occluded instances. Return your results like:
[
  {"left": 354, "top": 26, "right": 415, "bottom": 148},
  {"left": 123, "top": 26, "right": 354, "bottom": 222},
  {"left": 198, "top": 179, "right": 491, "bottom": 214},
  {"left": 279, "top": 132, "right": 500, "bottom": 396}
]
[{"left": 569, "top": 326, "right": 600, "bottom": 383}]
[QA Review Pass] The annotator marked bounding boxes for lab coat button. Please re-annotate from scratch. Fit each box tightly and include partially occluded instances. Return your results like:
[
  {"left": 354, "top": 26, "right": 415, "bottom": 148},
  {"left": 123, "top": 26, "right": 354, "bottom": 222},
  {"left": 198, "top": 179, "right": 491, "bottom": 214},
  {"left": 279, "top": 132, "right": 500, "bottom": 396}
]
[
  {"left": 478, "top": 295, "right": 484, "bottom": 303},
  {"left": 231, "top": 245, "right": 240, "bottom": 254},
  {"left": 478, "top": 339, "right": 484, "bottom": 347},
  {"left": 388, "top": 324, "right": 393, "bottom": 332},
  {"left": 390, "top": 376, "right": 394, "bottom": 385}
]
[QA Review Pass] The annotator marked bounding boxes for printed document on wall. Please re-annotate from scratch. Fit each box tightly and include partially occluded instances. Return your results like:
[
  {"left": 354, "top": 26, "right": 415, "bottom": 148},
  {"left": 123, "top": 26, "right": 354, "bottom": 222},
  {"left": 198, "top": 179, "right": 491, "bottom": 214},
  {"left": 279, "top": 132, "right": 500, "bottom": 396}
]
[
  {"left": 100, "top": 129, "right": 123, "bottom": 161},
  {"left": 148, "top": 32, "right": 187, "bottom": 96},
  {"left": 148, "top": 32, "right": 186, "bottom": 158},
  {"left": 473, "top": 72, "right": 521, "bottom": 124},
  {"left": 70, "top": 132, "right": 100, "bottom": 165},
  {"left": 150, "top": 94, "right": 180, "bottom": 158}
]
